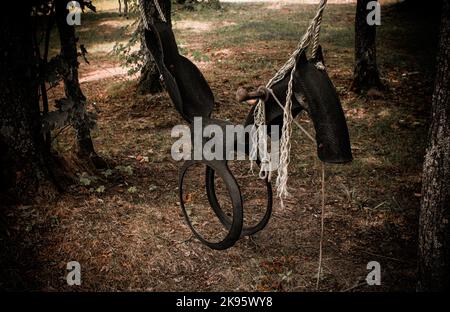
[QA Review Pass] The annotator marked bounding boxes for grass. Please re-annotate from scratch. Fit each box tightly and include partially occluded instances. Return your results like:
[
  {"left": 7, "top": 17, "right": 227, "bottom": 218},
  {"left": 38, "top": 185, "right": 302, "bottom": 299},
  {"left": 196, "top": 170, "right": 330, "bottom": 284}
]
[{"left": 0, "top": 0, "right": 439, "bottom": 291}]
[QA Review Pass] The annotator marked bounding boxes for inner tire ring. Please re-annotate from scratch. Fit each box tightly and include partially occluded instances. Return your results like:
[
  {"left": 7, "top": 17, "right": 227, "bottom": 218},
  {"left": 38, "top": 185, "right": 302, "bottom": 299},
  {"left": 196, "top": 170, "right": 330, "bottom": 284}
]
[
  {"left": 179, "top": 160, "right": 244, "bottom": 250},
  {"left": 205, "top": 165, "right": 273, "bottom": 237}
]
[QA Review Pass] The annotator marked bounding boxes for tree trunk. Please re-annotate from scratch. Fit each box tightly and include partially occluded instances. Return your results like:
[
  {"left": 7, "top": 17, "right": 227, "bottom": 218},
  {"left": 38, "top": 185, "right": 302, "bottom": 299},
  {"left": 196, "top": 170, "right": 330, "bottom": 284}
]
[
  {"left": 351, "top": 0, "right": 383, "bottom": 93},
  {"left": 55, "top": 0, "right": 106, "bottom": 168},
  {"left": 137, "top": 30, "right": 163, "bottom": 95},
  {"left": 137, "top": 0, "right": 173, "bottom": 95},
  {"left": 417, "top": 0, "right": 450, "bottom": 292},
  {"left": 0, "top": 4, "right": 53, "bottom": 199}
]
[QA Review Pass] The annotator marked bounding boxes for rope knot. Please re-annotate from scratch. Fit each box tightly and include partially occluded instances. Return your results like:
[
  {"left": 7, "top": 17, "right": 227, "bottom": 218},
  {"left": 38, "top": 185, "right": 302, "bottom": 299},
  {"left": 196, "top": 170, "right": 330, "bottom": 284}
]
[{"left": 315, "top": 61, "right": 326, "bottom": 71}]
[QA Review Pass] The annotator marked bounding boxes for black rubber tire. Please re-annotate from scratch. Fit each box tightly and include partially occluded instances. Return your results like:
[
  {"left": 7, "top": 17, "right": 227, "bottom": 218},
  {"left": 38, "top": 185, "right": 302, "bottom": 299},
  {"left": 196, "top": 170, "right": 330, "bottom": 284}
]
[
  {"left": 179, "top": 160, "right": 243, "bottom": 250},
  {"left": 205, "top": 164, "right": 273, "bottom": 237}
]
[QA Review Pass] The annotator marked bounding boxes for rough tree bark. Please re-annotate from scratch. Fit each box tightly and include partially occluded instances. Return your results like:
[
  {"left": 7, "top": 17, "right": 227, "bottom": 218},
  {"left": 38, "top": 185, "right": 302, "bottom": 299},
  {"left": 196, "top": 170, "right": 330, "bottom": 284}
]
[
  {"left": 0, "top": 4, "right": 53, "bottom": 198},
  {"left": 351, "top": 0, "right": 383, "bottom": 93},
  {"left": 137, "top": 32, "right": 163, "bottom": 95},
  {"left": 417, "top": 0, "right": 450, "bottom": 292},
  {"left": 137, "top": 0, "right": 172, "bottom": 95},
  {"left": 55, "top": 0, "right": 106, "bottom": 168}
]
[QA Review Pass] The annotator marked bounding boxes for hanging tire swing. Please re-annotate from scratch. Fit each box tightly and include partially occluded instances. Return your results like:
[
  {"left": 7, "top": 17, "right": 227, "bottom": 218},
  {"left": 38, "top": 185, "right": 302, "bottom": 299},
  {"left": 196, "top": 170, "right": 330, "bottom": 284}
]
[{"left": 140, "top": 0, "right": 353, "bottom": 250}]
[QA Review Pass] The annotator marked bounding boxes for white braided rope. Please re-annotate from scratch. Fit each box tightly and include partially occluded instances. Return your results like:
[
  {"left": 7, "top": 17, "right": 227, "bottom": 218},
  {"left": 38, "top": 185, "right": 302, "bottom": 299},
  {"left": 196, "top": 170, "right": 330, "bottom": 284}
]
[
  {"left": 153, "top": 0, "right": 167, "bottom": 22},
  {"left": 311, "top": 7, "right": 324, "bottom": 59},
  {"left": 139, "top": 0, "right": 167, "bottom": 28},
  {"left": 275, "top": 62, "right": 297, "bottom": 201},
  {"left": 251, "top": 0, "right": 327, "bottom": 205},
  {"left": 139, "top": 0, "right": 150, "bottom": 28}
]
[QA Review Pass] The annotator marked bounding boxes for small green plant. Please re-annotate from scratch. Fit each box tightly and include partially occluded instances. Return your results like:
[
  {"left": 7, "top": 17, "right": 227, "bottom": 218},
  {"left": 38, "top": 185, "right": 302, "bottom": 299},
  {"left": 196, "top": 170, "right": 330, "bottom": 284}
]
[
  {"left": 116, "top": 165, "right": 134, "bottom": 175},
  {"left": 102, "top": 169, "right": 113, "bottom": 178},
  {"left": 79, "top": 172, "right": 97, "bottom": 186},
  {"left": 96, "top": 185, "right": 106, "bottom": 193},
  {"left": 79, "top": 176, "right": 92, "bottom": 186},
  {"left": 191, "top": 50, "right": 210, "bottom": 62},
  {"left": 127, "top": 186, "right": 138, "bottom": 194}
]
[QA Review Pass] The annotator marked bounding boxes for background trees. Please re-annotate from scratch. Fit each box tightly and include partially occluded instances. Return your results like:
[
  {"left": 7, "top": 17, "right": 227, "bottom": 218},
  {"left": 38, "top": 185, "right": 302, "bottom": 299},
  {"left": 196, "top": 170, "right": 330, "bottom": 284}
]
[
  {"left": 417, "top": 0, "right": 449, "bottom": 292},
  {"left": 0, "top": 0, "right": 449, "bottom": 291},
  {"left": 351, "top": 0, "right": 383, "bottom": 93},
  {"left": 55, "top": 0, "right": 105, "bottom": 168},
  {"left": 0, "top": 2, "right": 50, "bottom": 198},
  {"left": 136, "top": 0, "right": 169, "bottom": 95},
  {"left": 0, "top": 0, "right": 102, "bottom": 199},
  {"left": 350, "top": 0, "right": 448, "bottom": 290},
  {"left": 116, "top": 0, "right": 221, "bottom": 95}
]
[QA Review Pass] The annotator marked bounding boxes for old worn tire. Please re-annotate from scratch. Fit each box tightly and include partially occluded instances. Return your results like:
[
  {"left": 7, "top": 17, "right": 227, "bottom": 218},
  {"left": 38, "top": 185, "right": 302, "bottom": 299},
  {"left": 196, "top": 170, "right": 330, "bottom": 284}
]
[
  {"left": 179, "top": 160, "right": 243, "bottom": 250},
  {"left": 205, "top": 164, "right": 272, "bottom": 237}
]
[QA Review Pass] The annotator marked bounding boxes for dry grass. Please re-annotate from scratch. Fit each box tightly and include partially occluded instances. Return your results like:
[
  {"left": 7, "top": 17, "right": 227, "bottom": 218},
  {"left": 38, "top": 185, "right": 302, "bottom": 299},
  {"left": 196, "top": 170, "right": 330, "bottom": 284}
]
[{"left": 0, "top": 1, "right": 440, "bottom": 291}]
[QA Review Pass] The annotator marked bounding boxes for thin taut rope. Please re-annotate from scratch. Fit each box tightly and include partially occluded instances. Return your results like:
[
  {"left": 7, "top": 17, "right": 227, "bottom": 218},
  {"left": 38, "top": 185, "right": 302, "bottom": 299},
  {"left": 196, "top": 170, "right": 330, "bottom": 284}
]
[
  {"left": 267, "top": 85, "right": 328, "bottom": 291},
  {"left": 316, "top": 162, "right": 326, "bottom": 289},
  {"left": 270, "top": 89, "right": 327, "bottom": 290}
]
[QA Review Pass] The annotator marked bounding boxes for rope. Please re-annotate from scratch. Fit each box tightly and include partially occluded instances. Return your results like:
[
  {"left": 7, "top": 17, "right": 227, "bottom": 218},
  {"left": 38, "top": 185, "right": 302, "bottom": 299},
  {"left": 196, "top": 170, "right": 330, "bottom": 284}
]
[
  {"left": 139, "top": 0, "right": 167, "bottom": 28},
  {"left": 251, "top": 0, "right": 328, "bottom": 203},
  {"left": 267, "top": 89, "right": 315, "bottom": 143},
  {"left": 311, "top": 11, "right": 323, "bottom": 59},
  {"left": 250, "top": 100, "right": 271, "bottom": 179},
  {"left": 267, "top": 87, "right": 327, "bottom": 290},
  {"left": 153, "top": 0, "right": 167, "bottom": 23},
  {"left": 316, "top": 162, "right": 325, "bottom": 289},
  {"left": 268, "top": 88, "right": 327, "bottom": 290},
  {"left": 138, "top": 0, "right": 150, "bottom": 28}
]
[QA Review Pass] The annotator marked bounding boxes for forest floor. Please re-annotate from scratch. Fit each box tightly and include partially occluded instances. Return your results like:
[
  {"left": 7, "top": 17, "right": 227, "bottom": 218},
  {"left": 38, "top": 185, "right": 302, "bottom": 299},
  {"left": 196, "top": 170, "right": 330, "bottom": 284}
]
[{"left": 1, "top": 1, "right": 441, "bottom": 291}]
